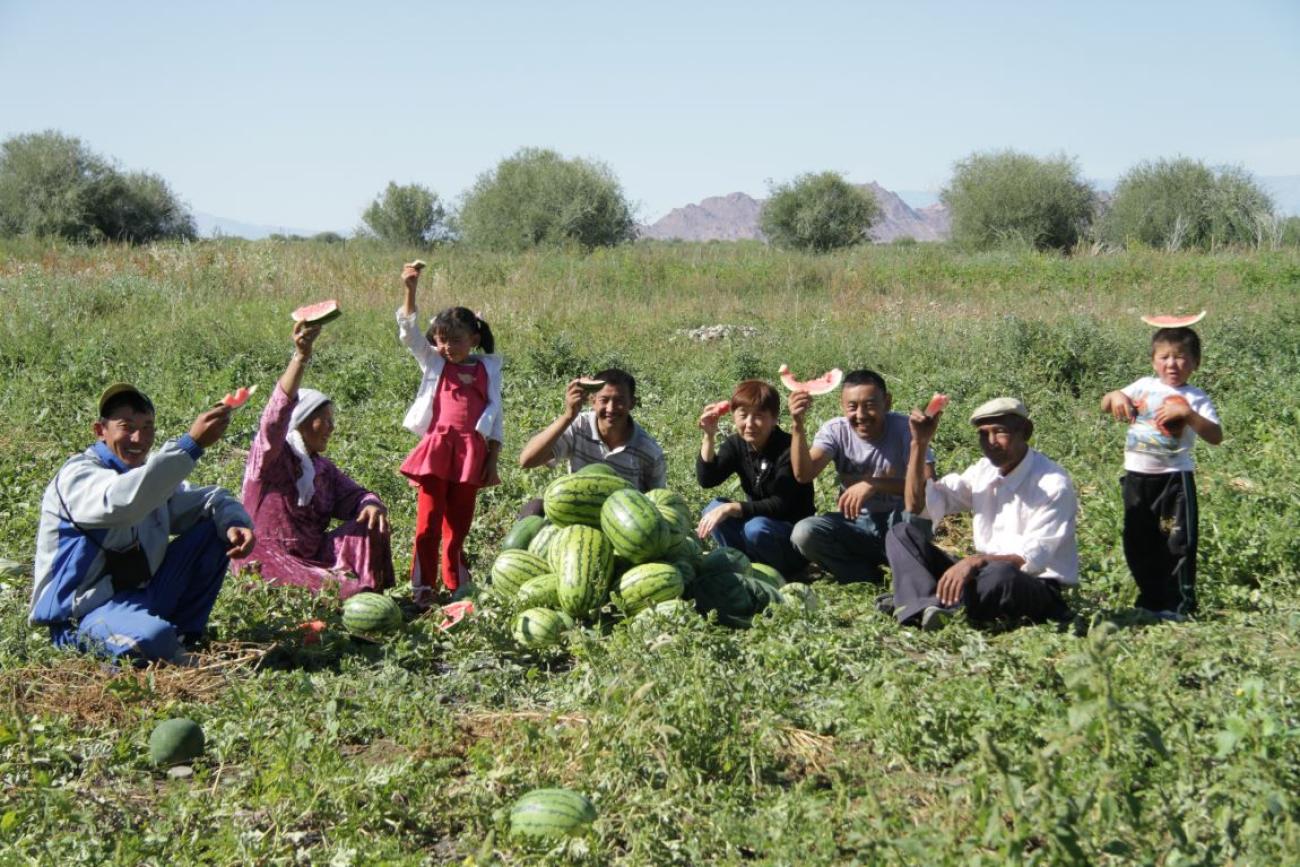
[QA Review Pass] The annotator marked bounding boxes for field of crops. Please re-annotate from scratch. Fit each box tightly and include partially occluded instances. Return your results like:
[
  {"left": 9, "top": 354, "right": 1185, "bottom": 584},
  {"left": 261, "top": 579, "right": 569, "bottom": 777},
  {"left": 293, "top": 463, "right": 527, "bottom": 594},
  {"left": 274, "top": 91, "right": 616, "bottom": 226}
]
[{"left": 1, "top": 239, "right": 1298, "bottom": 864}]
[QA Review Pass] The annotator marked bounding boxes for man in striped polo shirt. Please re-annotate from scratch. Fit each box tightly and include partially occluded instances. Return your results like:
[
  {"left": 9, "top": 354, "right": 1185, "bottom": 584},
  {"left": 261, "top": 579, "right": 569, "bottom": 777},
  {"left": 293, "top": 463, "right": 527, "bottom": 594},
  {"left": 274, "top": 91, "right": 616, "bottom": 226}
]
[{"left": 518, "top": 369, "right": 667, "bottom": 513}]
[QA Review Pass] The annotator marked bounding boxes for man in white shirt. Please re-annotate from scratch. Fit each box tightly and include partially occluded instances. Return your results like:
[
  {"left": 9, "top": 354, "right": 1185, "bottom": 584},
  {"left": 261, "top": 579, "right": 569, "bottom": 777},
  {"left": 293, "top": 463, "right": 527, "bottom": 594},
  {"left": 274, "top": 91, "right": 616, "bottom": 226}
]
[{"left": 883, "top": 397, "right": 1078, "bottom": 630}]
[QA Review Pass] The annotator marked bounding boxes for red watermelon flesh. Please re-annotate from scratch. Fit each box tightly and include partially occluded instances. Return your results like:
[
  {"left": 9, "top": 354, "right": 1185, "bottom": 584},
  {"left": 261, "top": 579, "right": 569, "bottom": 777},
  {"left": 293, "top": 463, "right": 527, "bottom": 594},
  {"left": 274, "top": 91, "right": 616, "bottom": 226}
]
[
  {"left": 220, "top": 384, "right": 258, "bottom": 409},
  {"left": 437, "top": 600, "right": 474, "bottom": 631},
  {"left": 779, "top": 365, "right": 844, "bottom": 395},
  {"left": 1154, "top": 394, "right": 1189, "bottom": 436},
  {"left": 291, "top": 300, "right": 342, "bottom": 325},
  {"left": 1141, "top": 310, "right": 1205, "bottom": 328},
  {"left": 704, "top": 400, "right": 731, "bottom": 417},
  {"left": 924, "top": 393, "right": 949, "bottom": 418}
]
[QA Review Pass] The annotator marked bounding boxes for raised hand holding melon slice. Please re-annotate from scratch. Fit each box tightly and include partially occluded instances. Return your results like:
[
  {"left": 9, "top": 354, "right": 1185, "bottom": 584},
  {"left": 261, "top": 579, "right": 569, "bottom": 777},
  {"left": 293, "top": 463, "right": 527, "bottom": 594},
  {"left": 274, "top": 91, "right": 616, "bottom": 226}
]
[
  {"left": 703, "top": 400, "right": 731, "bottom": 417},
  {"left": 1141, "top": 310, "right": 1205, "bottom": 328},
  {"left": 778, "top": 364, "right": 844, "bottom": 395},
  {"left": 924, "top": 393, "right": 949, "bottom": 418},
  {"left": 291, "top": 299, "right": 342, "bottom": 326},
  {"left": 219, "top": 384, "right": 258, "bottom": 409}
]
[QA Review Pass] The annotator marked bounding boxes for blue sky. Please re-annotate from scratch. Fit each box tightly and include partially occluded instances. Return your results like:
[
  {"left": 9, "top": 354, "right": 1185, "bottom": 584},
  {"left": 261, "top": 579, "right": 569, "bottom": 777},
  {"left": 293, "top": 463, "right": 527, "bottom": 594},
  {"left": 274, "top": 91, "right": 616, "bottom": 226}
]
[{"left": 2, "top": 0, "right": 1297, "bottom": 232}]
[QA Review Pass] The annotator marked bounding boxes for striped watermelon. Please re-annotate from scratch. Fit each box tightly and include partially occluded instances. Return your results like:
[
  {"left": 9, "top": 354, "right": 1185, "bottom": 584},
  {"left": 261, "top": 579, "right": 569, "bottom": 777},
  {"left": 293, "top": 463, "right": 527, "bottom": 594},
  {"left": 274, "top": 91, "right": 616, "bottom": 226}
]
[
  {"left": 544, "top": 473, "right": 630, "bottom": 527},
  {"left": 575, "top": 462, "right": 620, "bottom": 478},
  {"left": 666, "top": 534, "right": 704, "bottom": 566},
  {"left": 750, "top": 562, "right": 786, "bottom": 589},
  {"left": 600, "top": 489, "right": 671, "bottom": 564},
  {"left": 502, "top": 516, "right": 547, "bottom": 551},
  {"left": 554, "top": 525, "right": 614, "bottom": 618},
  {"left": 515, "top": 573, "right": 560, "bottom": 610},
  {"left": 512, "top": 607, "right": 574, "bottom": 651},
  {"left": 701, "top": 547, "right": 751, "bottom": 576},
  {"left": 527, "top": 523, "right": 561, "bottom": 561},
  {"left": 341, "top": 592, "right": 402, "bottom": 637},
  {"left": 779, "top": 581, "right": 818, "bottom": 613},
  {"left": 616, "top": 562, "right": 684, "bottom": 615},
  {"left": 672, "top": 558, "right": 698, "bottom": 586},
  {"left": 509, "top": 787, "right": 597, "bottom": 839},
  {"left": 490, "top": 550, "right": 552, "bottom": 599},
  {"left": 636, "top": 597, "right": 697, "bottom": 621},
  {"left": 645, "top": 488, "right": 693, "bottom": 536}
]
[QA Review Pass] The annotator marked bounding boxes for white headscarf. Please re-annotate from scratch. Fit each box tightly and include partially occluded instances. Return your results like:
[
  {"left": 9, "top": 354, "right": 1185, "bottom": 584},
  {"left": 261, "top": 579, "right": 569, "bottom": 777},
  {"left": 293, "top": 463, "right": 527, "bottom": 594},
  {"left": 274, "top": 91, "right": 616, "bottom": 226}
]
[{"left": 287, "top": 388, "right": 330, "bottom": 507}]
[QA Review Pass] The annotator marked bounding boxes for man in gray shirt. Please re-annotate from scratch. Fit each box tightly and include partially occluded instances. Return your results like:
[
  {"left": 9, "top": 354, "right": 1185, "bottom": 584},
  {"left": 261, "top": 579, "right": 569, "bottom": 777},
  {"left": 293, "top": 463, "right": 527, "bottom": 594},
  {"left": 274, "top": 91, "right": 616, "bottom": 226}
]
[{"left": 788, "top": 370, "right": 933, "bottom": 583}]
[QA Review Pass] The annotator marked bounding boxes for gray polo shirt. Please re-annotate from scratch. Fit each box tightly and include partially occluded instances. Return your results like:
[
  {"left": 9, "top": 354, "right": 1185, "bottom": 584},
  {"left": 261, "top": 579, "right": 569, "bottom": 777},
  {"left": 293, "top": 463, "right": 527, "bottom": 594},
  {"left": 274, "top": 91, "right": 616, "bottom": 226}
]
[
  {"left": 812, "top": 413, "right": 931, "bottom": 513},
  {"left": 552, "top": 410, "right": 667, "bottom": 492}
]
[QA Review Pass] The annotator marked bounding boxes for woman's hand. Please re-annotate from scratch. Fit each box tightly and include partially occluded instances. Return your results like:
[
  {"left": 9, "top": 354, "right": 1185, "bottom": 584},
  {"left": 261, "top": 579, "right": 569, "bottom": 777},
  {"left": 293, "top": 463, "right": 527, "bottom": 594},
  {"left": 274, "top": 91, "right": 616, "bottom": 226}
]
[{"left": 358, "top": 504, "right": 390, "bottom": 537}]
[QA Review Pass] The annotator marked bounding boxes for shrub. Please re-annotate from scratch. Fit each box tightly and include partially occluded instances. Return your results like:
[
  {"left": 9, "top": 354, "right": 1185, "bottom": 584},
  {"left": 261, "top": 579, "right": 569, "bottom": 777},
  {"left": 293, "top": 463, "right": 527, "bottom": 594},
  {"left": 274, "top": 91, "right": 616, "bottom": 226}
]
[
  {"left": 0, "top": 130, "right": 195, "bottom": 243},
  {"left": 758, "top": 172, "right": 880, "bottom": 252},
  {"left": 458, "top": 147, "right": 635, "bottom": 251},
  {"left": 360, "top": 182, "right": 449, "bottom": 247},
  {"left": 1099, "top": 158, "right": 1275, "bottom": 251},
  {"left": 941, "top": 150, "right": 1095, "bottom": 251}
]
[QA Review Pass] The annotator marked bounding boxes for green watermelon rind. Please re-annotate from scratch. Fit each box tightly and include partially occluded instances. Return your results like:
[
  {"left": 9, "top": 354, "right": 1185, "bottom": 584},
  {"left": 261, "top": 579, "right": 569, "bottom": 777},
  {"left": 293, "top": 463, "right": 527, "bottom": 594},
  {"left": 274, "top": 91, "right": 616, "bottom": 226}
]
[
  {"left": 543, "top": 473, "right": 630, "bottom": 528},
  {"left": 149, "top": 718, "right": 206, "bottom": 767},
  {"left": 509, "top": 788, "right": 598, "bottom": 838},
  {"left": 341, "top": 593, "right": 403, "bottom": 636},
  {"left": 554, "top": 525, "right": 614, "bottom": 619},
  {"left": 616, "top": 562, "right": 685, "bottom": 615},
  {"left": 511, "top": 607, "right": 574, "bottom": 650},
  {"left": 501, "top": 516, "right": 547, "bottom": 551},
  {"left": 490, "top": 550, "right": 552, "bottom": 599},
  {"left": 600, "top": 489, "right": 671, "bottom": 565}
]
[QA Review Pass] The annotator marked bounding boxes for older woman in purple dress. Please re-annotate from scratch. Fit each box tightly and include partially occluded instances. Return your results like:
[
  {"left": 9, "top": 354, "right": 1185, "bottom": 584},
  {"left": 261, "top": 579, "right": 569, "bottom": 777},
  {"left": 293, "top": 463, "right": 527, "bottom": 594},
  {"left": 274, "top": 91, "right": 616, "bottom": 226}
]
[{"left": 234, "top": 321, "right": 394, "bottom": 599}]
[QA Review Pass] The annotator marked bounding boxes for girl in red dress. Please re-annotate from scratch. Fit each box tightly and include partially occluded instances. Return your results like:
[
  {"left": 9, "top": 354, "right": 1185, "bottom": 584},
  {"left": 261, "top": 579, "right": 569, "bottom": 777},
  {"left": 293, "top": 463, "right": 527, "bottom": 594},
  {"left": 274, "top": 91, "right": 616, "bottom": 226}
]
[{"left": 396, "top": 263, "right": 504, "bottom": 608}]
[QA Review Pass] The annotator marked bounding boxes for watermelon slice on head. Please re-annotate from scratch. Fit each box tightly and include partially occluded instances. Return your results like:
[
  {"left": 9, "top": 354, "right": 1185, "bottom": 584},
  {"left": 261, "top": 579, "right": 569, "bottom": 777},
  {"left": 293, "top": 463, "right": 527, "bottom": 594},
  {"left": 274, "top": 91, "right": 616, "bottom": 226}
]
[
  {"left": 291, "top": 299, "right": 342, "bottom": 326},
  {"left": 1141, "top": 310, "right": 1205, "bottom": 328},
  {"left": 778, "top": 364, "right": 844, "bottom": 395}
]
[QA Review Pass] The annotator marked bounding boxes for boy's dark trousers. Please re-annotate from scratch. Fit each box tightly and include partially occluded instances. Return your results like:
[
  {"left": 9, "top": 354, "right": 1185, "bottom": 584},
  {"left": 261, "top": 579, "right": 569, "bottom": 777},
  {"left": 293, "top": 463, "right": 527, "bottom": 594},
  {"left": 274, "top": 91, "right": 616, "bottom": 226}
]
[{"left": 1122, "top": 470, "right": 1198, "bottom": 615}]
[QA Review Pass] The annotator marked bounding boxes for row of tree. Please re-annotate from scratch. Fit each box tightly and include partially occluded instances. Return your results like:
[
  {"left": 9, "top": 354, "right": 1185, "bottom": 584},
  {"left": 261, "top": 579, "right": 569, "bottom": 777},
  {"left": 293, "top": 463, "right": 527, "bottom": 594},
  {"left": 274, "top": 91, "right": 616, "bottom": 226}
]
[{"left": 1, "top": 130, "right": 1293, "bottom": 253}]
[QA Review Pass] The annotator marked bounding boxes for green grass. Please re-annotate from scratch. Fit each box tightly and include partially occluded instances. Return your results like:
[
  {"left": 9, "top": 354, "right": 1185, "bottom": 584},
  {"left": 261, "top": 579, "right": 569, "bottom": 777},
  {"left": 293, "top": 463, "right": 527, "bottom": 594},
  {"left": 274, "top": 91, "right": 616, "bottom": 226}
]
[{"left": 0, "top": 239, "right": 1298, "bottom": 864}]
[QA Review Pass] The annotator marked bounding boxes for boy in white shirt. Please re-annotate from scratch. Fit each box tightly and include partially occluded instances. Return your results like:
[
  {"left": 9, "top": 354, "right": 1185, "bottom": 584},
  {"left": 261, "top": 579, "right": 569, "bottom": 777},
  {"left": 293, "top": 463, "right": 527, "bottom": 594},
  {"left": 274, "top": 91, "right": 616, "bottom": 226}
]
[{"left": 1101, "top": 326, "right": 1222, "bottom": 620}]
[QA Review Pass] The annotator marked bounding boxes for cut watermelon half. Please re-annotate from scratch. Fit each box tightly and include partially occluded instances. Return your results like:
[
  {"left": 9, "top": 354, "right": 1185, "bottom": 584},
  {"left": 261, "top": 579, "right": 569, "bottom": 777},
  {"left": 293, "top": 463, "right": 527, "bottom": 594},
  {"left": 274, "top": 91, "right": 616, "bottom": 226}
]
[
  {"left": 291, "top": 300, "right": 342, "bottom": 325},
  {"left": 778, "top": 364, "right": 844, "bottom": 396},
  {"left": 924, "top": 393, "right": 949, "bottom": 418},
  {"left": 219, "top": 384, "right": 258, "bottom": 409},
  {"left": 1141, "top": 310, "right": 1205, "bottom": 328}
]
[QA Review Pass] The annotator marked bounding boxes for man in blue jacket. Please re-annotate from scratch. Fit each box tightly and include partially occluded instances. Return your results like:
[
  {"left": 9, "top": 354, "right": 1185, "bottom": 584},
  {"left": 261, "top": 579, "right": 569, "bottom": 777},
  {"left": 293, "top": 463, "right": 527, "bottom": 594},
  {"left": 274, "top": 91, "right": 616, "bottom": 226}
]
[{"left": 28, "top": 384, "right": 255, "bottom": 663}]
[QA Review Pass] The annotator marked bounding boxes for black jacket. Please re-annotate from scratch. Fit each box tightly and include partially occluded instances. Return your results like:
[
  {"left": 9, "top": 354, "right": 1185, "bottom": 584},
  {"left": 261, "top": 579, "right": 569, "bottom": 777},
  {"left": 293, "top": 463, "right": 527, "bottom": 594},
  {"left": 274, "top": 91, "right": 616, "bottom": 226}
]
[{"left": 696, "top": 428, "right": 815, "bottom": 523}]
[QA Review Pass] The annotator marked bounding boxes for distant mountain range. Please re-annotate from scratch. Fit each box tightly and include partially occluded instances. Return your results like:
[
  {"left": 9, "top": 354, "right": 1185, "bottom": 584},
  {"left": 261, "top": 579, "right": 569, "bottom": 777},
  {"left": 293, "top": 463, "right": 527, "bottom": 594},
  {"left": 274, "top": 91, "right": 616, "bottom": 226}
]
[
  {"left": 193, "top": 211, "right": 333, "bottom": 240},
  {"left": 638, "top": 182, "right": 950, "bottom": 243}
]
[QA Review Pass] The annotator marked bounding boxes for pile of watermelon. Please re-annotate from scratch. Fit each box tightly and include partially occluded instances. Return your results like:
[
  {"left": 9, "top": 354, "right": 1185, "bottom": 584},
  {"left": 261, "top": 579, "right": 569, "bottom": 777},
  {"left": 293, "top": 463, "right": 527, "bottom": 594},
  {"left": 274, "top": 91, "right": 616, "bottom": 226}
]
[{"left": 490, "top": 464, "right": 817, "bottom": 652}]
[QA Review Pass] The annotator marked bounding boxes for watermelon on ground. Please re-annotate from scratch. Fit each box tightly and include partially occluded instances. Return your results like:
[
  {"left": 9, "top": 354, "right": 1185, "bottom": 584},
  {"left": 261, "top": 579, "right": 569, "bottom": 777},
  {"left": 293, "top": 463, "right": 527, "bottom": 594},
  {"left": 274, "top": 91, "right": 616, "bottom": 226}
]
[
  {"left": 515, "top": 573, "right": 561, "bottom": 610},
  {"left": 544, "top": 472, "right": 630, "bottom": 528},
  {"left": 512, "top": 608, "right": 574, "bottom": 651},
  {"left": 342, "top": 592, "right": 402, "bottom": 637},
  {"left": 554, "top": 525, "right": 615, "bottom": 618},
  {"left": 601, "top": 488, "right": 672, "bottom": 564},
  {"left": 490, "top": 550, "right": 551, "bottom": 599},
  {"left": 509, "top": 788, "right": 598, "bottom": 838},
  {"left": 615, "top": 562, "right": 684, "bottom": 615},
  {"left": 750, "top": 562, "right": 786, "bottom": 588},
  {"left": 701, "top": 547, "right": 751, "bottom": 576},
  {"left": 502, "top": 516, "right": 547, "bottom": 551},
  {"left": 149, "top": 718, "right": 205, "bottom": 767}
]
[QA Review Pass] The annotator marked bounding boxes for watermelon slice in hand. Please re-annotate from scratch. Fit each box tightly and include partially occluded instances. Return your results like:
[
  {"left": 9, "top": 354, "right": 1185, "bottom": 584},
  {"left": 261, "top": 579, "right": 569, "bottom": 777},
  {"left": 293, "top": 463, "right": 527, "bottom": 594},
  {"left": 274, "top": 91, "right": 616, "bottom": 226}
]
[
  {"left": 291, "top": 300, "right": 342, "bottom": 326},
  {"left": 1141, "top": 310, "right": 1205, "bottom": 327},
  {"left": 219, "top": 384, "right": 258, "bottom": 409},
  {"left": 924, "top": 393, "right": 949, "bottom": 418},
  {"left": 778, "top": 364, "right": 844, "bottom": 395},
  {"left": 576, "top": 378, "right": 607, "bottom": 393},
  {"left": 703, "top": 400, "right": 731, "bottom": 417}
]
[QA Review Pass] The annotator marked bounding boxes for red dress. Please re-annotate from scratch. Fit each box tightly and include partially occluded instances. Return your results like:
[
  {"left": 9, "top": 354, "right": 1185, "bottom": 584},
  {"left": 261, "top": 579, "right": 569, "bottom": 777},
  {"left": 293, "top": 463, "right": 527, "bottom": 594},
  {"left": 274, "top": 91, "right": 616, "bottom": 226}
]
[{"left": 400, "top": 360, "right": 490, "bottom": 485}]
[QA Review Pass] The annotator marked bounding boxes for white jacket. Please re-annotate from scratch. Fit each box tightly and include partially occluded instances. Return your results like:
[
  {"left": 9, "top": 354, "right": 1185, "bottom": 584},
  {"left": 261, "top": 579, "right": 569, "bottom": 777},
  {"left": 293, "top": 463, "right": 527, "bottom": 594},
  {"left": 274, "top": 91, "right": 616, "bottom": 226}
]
[{"left": 397, "top": 307, "right": 504, "bottom": 443}]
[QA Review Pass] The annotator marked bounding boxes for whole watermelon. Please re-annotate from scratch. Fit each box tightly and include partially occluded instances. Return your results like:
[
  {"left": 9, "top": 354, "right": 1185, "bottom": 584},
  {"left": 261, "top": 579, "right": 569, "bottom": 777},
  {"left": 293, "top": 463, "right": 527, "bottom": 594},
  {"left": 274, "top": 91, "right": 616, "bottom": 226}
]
[
  {"left": 512, "top": 607, "right": 574, "bottom": 651},
  {"left": 749, "top": 562, "right": 786, "bottom": 589},
  {"left": 616, "top": 562, "right": 685, "bottom": 615},
  {"left": 527, "top": 523, "right": 562, "bottom": 562},
  {"left": 149, "top": 718, "right": 205, "bottom": 767},
  {"left": 645, "top": 488, "right": 693, "bottom": 536},
  {"left": 575, "top": 462, "right": 620, "bottom": 478},
  {"left": 554, "top": 525, "right": 615, "bottom": 618},
  {"left": 701, "top": 547, "right": 751, "bottom": 576},
  {"left": 515, "top": 573, "right": 561, "bottom": 610},
  {"left": 501, "top": 516, "right": 547, "bottom": 551},
  {"left": 600, "top": 488, "right": 671, "bottom": 564},
  {"left": 490, "top": 549, "right": 552, "bottom": 599},
  {"left": 543, "top": 472, "right": 629, "bottom": 528},
  {"left": 509, "top": 787, "right": 597, "bottom": 839},
  {"left": 342, "top": 592, "right": 403, "bottom": 637}
]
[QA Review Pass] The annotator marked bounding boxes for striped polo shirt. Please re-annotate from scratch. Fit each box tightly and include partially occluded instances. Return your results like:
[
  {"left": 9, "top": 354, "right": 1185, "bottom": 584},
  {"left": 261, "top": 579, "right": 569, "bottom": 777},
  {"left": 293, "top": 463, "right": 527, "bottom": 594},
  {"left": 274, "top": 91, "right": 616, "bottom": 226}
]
[{"left": 552, "top": 410, "right": 666, "bottom": 492}]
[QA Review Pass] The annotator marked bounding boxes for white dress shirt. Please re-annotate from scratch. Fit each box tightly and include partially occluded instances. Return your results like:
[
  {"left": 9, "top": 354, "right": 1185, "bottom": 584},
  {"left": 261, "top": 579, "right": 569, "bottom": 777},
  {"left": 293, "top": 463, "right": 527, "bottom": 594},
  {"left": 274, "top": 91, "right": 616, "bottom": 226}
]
[{"left": 924, "top": 447, "right": 1079, "bottom": 584}]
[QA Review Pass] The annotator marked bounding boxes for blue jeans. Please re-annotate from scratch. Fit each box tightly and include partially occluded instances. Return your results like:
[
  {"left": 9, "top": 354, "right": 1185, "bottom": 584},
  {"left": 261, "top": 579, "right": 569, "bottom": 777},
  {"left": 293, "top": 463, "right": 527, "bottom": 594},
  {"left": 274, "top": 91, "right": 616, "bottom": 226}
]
[
  {"left": 52, "top": 519, "right": 231, "bottom": 662},
  {"left": 790, "top": 509, "right": 904, "bottom": 583},
  {"left": 702, "top": 498, "right": 806, "bottom": 576}
]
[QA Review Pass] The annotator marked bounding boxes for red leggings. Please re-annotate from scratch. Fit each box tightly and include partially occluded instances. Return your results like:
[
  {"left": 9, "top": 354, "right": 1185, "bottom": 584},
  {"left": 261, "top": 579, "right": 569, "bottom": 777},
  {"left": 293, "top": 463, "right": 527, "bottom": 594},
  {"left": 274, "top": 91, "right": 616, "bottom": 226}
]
[{"left": 411, "top": 476, "right": 479, "bottom": 597}]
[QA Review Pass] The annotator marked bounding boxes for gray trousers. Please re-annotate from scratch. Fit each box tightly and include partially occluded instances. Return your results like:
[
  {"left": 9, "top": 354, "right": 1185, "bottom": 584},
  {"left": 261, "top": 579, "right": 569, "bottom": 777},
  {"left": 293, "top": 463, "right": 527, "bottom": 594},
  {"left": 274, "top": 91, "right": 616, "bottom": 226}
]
[
  {"left": 791, "top": 510, "right": 903, "bottom": 583},
  {"left": 884, "top": 519, "right": 1069, "bottom": 625}
]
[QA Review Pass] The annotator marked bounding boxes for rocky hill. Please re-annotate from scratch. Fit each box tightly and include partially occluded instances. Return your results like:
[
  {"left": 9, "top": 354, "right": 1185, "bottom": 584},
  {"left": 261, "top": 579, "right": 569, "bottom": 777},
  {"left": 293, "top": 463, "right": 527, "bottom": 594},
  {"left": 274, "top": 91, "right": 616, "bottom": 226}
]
[{"left": 639, "top": 183, "right": 950, "bottom": 243}]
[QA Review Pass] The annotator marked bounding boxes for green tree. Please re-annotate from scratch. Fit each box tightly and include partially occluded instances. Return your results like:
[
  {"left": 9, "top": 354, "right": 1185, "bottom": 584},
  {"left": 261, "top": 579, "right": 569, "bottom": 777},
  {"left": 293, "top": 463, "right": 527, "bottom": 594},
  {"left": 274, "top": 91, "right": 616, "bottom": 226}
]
[
  {"left": 0, "top": 130, "right": 195, "bottom": 243},
  {"left": 1099, "top": 158, "right": 1276, "bottom": 250},
  {"left": 942, "top": 150, "right": 1095, "bottom": 251},
  {"left": 758, "top": 172, "right": 881, "bottom": 252},
  {"left": 458, "top": 147, "right": 635, "bottom": 251},
  {"left": 360, "top": 182, "right": 449, "bottom": 247}
]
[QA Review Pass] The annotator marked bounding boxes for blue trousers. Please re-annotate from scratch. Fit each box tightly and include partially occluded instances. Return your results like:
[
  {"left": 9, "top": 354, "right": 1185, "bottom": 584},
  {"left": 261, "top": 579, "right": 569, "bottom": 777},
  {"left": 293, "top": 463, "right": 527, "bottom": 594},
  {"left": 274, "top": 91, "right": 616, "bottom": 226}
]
[
  {"left": 52, "top": 519, "right": 230, "bottom": 662},
  {"left": 702, "top": 498, "right": 806, "bottom": 576},
  {"left": 790, "top": 509, "right": 903, "bottom": 584}
]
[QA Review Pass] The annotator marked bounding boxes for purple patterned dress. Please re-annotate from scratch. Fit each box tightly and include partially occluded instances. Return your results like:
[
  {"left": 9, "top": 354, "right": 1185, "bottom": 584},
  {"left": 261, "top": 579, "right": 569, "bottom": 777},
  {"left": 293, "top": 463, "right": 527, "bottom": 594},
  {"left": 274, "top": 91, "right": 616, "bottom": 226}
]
[{"left": 234, "top": 384, "right": 394, "bottom": 599}]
